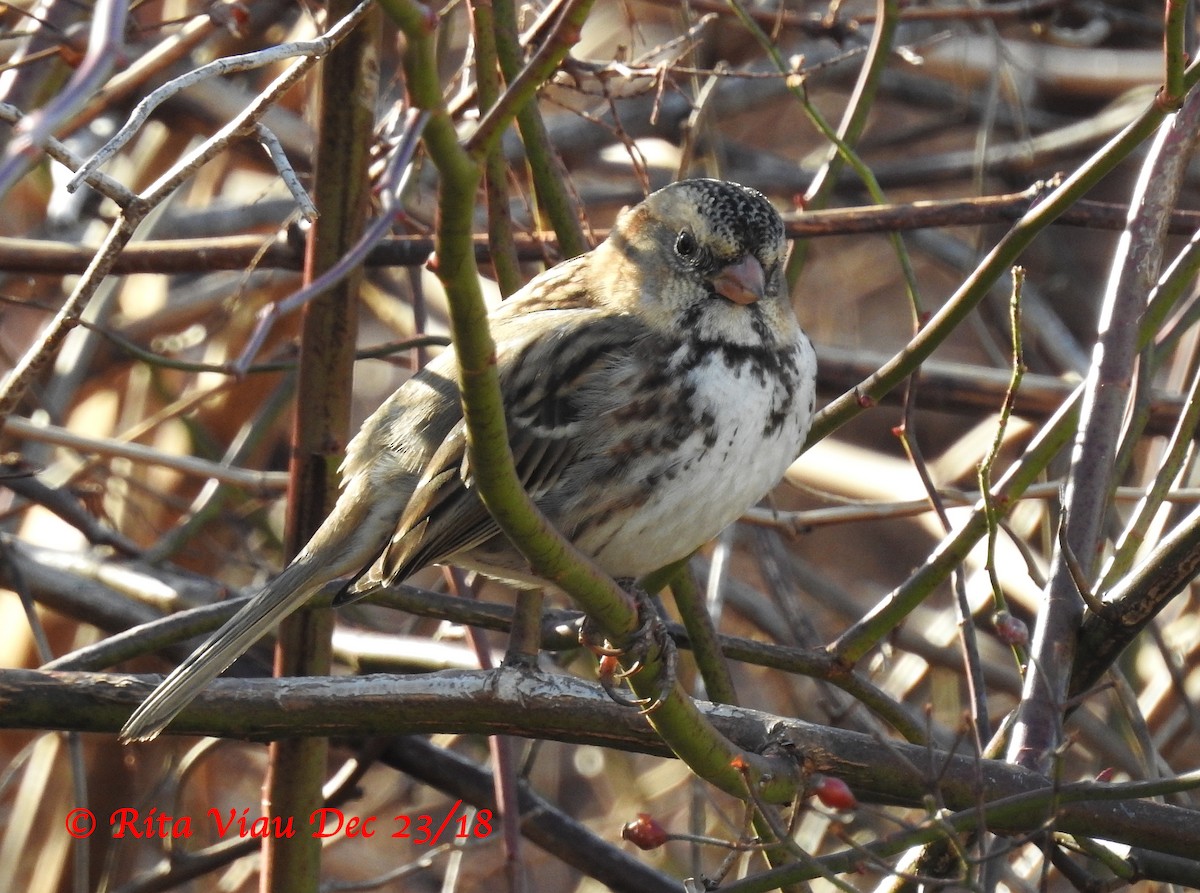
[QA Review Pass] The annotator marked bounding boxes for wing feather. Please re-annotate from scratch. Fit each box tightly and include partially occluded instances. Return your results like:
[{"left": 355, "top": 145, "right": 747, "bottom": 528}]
[{"left": 340, "top": 308, "right": 647, "bottom": 597}]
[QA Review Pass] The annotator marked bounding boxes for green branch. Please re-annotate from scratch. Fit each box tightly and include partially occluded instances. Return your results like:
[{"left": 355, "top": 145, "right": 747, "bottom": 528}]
[
  {"left": 380, "top": 0, "right": 802, "bottom": 804},
  {"left": 808, "top": 57, "right": 1200, "bottom": 450}
]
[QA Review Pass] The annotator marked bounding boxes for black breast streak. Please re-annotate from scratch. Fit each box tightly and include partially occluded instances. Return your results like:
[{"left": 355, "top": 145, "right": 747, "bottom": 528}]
[
  {"left": 672, "top": 301, "right": 804, "bottom": 438},
  {"left": 762, "top": 355, "right": 802, "bottom": 437}
]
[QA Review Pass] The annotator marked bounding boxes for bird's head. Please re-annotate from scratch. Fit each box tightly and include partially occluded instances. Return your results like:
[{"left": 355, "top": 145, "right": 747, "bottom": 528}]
[{"left": 596, "top": 179, "right": 796, "bottom": 346}]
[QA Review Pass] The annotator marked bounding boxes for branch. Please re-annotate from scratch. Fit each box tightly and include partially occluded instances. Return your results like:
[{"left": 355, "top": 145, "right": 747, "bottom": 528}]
[
  {"left": 0, "top": 0, "right": 376, "bottom": 421},
  {"left": 806, "top": 54, "right": 1200, "bottom": 448},
  {"left": 1007, "top": 77, "right": 1200, "bottom": 773},
  {"left": 6, "top": 667, "right": 1200, "bottom": 867},
  {"left": 0, "top": 0, "right": 128, "bottom": 198}
]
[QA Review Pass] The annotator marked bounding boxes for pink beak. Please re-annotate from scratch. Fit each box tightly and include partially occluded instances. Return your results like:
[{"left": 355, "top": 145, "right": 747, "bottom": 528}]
[{"left": 711, "top": 255, "right": 766, "bottom": 305}]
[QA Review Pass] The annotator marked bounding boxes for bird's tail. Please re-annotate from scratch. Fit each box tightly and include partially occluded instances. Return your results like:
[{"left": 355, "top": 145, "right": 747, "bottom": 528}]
[{"left": 120, "top": 554, "right": 337, "bottom": 743}]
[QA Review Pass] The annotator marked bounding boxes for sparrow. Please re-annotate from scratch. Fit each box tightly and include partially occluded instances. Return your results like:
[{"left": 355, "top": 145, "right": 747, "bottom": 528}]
[{"left": 120, "top": 178, "right": 818, "bottom": 742}]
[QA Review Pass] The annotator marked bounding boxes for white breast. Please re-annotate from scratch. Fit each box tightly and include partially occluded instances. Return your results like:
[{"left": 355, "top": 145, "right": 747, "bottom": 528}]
[{"left": 582, "top": 339, "right": 816, "bottom": 577}]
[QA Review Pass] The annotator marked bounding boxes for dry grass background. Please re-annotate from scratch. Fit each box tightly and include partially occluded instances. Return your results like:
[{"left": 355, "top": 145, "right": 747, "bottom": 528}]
[{"left": 1, "top": 0, "right": 1199, "bottom": 891}]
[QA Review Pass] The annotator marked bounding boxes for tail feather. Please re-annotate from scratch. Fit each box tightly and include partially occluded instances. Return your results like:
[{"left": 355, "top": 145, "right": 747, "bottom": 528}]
[
  {"left": 121, "top": 475, "right": 408, "bottom": 742},
  {"left": 120, "top": 556, "right": 335, "bottom": 742}
]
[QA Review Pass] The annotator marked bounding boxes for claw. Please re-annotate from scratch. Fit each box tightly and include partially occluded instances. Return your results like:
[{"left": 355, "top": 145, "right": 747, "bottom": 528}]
[
  {"left": 578, "top": 614, "right": 625, "bottom": 657},
  {"left": 598, "top": 654, "right": 654, "bottom": 709},
  {"left": 581, "top": 586, "right": 678, "bottom": 713},
  {"left": 634, "top": 626, "right": 677, "bottom": 715}
]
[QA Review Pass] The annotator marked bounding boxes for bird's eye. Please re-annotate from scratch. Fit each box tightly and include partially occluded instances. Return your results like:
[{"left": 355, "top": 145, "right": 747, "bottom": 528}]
[{"left": 674, "top": 230, "right": 698, "bottom": 259}]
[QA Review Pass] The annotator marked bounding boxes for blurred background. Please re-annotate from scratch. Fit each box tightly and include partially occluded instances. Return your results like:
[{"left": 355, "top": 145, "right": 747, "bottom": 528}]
[{"left": 1, "top": 0, "right": 1198, "bottom": 890}]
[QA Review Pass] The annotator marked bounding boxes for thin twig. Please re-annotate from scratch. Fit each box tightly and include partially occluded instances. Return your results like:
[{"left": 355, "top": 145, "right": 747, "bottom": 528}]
[
  {"left": 2, "top": 416, "right": 288, "bottom": 493},
  {"left": 979, "top": 265, "right": 1029, "bottom": 671},
  {"left": 808, "top": 53, "right": 1200, "bottom": 448},
  {"left": 0, "top": 0, "right": 375, "bottom": 421},
  {"left": 254, "top": 122, "right": 318, "bottom": 221},
  {"left": 66, "top": 19, "right": 371, "bottom": 192},
  {"left": 1007, "top": 80, "right": 1200, "bottom": 774},
  {"left": 0, "top": 102, "right": 135, "bottom": 205},
  {"left": 233, "top": 109, "right": 428, "bottom": 374},
  {"left": 0, "top": 0, "right": 129, "bottom": 198}
]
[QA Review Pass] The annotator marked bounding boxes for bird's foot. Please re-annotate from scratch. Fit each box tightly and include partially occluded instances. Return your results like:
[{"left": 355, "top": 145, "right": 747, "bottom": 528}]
[{"left": 580, "top": 583, "right": 677, "bottom": 714}]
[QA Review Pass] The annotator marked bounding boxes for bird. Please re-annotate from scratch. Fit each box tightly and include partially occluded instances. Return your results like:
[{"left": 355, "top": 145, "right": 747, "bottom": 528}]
[{"left": 120, "top": 178, "right": 818, "bottom": 742}]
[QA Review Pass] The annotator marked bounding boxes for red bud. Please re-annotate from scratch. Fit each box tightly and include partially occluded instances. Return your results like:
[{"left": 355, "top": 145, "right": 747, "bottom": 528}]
[
  {"left": 992, "top": 611, "right": 1029, "bottom": 647},
  {"left": 811, "top": 775, "right": 857, "bottom": 811},
  {"left": 622, "top": 813, "right": 668, "bottom": 850}
]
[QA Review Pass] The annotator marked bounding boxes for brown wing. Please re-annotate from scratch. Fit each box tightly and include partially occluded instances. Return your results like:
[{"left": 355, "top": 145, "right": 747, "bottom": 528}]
[{"left": 338, "top": 308, "right": 647, "bottom": 599}]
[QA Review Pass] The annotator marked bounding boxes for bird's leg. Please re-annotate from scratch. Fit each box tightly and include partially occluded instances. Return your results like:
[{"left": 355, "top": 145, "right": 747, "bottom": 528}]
[{"left": 580, "top": 582, "right": 678, "bottom": 713}]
